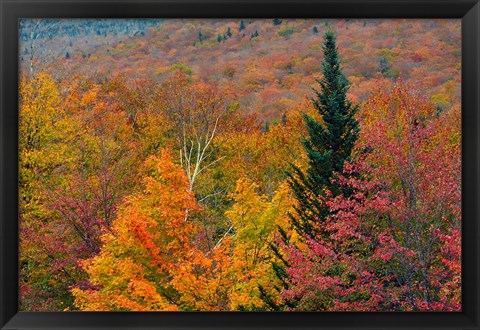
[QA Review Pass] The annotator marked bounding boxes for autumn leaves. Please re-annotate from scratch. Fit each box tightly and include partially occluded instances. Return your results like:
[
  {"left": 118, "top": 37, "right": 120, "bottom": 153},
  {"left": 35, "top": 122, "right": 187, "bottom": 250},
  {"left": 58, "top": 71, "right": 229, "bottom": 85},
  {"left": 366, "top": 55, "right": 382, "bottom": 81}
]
[{"left": 19, "top": 30, "right": 461, "bottom": 311}]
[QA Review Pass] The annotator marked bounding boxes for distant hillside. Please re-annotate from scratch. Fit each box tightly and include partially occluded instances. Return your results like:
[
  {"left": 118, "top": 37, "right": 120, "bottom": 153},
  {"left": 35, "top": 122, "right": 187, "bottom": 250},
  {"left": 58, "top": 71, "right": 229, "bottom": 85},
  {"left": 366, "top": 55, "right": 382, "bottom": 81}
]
[
  {"left": 22, "top": 18, "right": 461, "bottom": 122},
  {"left": 20, "top": 19, "right": 162, "bottom": 41},
  {"left": 19, "top": 19, "right": 162, "bottom": 75}
]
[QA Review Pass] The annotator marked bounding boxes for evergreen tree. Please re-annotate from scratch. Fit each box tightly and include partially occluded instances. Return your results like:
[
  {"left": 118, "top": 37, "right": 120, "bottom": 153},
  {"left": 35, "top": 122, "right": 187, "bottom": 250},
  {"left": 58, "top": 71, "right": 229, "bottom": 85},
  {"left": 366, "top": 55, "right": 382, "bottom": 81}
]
[
  {"left": 239, "top": 20, "right": 246, "bottom": 31},
  {"left": 273, "top": 19, "right": 283, "bottom": 26},
  {"left": 286, "top": 30, "right": 359, "bottom": 239},
  {"left": 262, "top": 121, "right": 270, "bottom": 132},
  {"left": 378, "top": 55, "right": 392, "bottom": 77},
  {"left": 313, "top": 26, "right": 319, "bottom": 34},
  {"left": 226, "top": 27, "right": 232, "bottom": 38},
  {"left": 217, "top": 34, "right": 223, "bottom": 43},
  {"left": 261, "top": 30, "right": 359, "bottom": 312}
]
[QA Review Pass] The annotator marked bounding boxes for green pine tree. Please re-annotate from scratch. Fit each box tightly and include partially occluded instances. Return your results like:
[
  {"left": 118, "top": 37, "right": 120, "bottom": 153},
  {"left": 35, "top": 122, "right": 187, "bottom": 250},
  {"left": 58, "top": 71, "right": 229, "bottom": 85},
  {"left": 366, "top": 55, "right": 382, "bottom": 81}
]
[
  {"left": 286, "top": 30, "right": 359, "bottom": 239},
  {"left": 281, "top": 112, "right": 287, "bottom": 125},
  {"left": 260, "top": 29, "right": 359, "bottom": 312},
  {"left": 239, "top": 20, "right": 246, "bottom": 31}
]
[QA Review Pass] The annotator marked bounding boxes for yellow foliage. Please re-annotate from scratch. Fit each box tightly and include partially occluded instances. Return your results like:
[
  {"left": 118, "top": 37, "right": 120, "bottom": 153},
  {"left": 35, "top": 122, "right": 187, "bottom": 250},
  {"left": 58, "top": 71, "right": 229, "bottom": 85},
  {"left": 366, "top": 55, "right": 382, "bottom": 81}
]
[{"left": 226, "top": 177, "right": 295, "bottom": 310}]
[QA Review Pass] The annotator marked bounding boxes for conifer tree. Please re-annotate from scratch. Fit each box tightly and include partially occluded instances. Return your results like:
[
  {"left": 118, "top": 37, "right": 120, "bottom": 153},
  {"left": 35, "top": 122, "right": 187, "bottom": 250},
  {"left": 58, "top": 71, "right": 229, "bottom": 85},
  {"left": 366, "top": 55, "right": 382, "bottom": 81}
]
[
  {"left": 239, "top": 20, "right": 246, "bottom": 31},
  {"left": 286, "top": 30, "right": 359, "bottom": 239},
  {"left": 262, "top": 30, "right": 359, "bottom": 311}
]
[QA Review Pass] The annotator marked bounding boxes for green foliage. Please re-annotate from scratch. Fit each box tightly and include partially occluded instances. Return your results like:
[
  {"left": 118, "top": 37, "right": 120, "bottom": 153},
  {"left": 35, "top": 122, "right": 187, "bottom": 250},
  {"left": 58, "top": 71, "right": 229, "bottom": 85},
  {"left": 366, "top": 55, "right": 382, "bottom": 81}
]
[
  {"left": 286, "top": 30, "right": 360, "bottom": 239},
  {"left": 239, "top": 20, "right": 246, "bottom": 31},
  {"left": 277, "top": 28, "right": 297, "bottom": 37},
  {"left": 169, "top": 63, "right": 193, "bottom": 75}
]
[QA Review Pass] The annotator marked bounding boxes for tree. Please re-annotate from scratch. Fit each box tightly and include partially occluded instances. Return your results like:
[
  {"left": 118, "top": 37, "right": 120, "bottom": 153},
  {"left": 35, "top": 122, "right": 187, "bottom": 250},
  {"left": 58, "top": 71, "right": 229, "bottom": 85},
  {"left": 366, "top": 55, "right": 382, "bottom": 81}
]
[
  {"left": 313, "top": 26, "right": 319, "bottom": 34},
  {"left": 72, "top": 151, "right": 199, "bottom": 311},
  {"left": 20, "top": 73, "right": 147, "bottom": 311},
  {"left": 226, "top": 178, "right": 294, "bottom": 310},
  {"left": 160, "top": 72, "right": 234, "bottom": 193},
  {"left": 378, "top": 55, "right": 392, "bottom": 78},
  {"left": 280, "top": 161, "right": 392, "bottom": 311},
  {"left": 263, "top": 30, "right": 360, "bottom": 311},
  {"left": 19, "top": 73, "right": 81, "bottom": 310},
  {"left": 359, "top": 81, "right": 461, "bottom": 310},
  {"left": 278, "top": 81, "right": 462, "bottom": 311},
  {"left": 273, "top": 19, "right": 283, "bottom": 26},
  {"left": 286, "top": 30, "right": 359, "bottom": 239},
  {"left": 159, "top": 73, "right": 236, "bottom": 250},
  {"left": 226, "top": 27, "right": 232, "bottom": 38},
  {"left": 239, "top": 20, "right": 246, "bottom": 31}
]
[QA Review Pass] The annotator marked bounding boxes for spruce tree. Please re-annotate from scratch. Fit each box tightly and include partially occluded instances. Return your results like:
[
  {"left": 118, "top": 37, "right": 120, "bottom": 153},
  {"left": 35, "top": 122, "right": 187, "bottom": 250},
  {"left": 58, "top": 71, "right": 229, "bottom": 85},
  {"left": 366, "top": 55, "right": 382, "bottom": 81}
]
[
  {"left": 239, "top": 20, "right": 246, "bottom": 31},
  {"left": 286, "top": 30, "right": 359, "bottom": 239},
  {"left": 261, "top": 30, "right": 359, "bottom": 311}
]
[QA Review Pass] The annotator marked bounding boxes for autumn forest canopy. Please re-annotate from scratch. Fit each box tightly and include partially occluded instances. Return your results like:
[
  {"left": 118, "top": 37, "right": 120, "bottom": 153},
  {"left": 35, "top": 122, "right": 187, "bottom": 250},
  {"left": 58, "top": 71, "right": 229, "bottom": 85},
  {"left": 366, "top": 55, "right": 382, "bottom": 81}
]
[{"left": 19, "top": 19, "right": 461, "bottom": 311}]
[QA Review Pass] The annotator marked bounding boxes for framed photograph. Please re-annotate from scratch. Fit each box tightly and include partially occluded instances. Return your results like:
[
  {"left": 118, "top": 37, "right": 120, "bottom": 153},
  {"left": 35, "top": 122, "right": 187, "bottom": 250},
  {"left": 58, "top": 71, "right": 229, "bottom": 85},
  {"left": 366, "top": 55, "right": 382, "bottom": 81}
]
[{"left": 1, "top": 0, "right": 479, "bottom": 329}]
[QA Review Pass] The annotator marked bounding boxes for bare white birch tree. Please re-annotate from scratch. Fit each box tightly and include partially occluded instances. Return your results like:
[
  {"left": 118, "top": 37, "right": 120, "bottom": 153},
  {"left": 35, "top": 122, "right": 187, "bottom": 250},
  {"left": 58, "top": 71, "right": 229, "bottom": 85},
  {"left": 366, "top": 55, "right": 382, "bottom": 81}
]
[
  {"left": 163, "top": 76, "right": 232, "bottom": 192},
  {"left": 162, "top": 75, "right": 234, "bottom": 232}
]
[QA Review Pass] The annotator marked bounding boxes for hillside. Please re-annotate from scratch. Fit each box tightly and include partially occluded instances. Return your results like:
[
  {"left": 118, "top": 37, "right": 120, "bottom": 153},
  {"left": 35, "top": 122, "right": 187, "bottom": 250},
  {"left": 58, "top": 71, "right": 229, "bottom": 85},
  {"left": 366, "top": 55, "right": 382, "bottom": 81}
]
[{"left": 21, "top": 18, "right": 461, "bottom": 121}]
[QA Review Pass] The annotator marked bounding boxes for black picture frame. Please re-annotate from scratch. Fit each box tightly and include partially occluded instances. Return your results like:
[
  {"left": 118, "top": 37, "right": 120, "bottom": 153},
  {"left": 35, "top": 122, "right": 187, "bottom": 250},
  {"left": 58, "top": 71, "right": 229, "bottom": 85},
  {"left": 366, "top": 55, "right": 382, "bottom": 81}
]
[{"left": 1, "top": 0, "right": 479, "bottom": 329}]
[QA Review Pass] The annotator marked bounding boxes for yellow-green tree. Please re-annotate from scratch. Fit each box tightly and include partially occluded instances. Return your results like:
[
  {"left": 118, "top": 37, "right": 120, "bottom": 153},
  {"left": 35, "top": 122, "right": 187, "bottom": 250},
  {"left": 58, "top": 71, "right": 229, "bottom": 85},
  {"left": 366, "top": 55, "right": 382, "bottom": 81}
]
[
  {"left": 226, "top": 178, "right": 295, "bottom": 310},
  {"left": 19, "top": 73, "right": 79, "bottom": 310}
]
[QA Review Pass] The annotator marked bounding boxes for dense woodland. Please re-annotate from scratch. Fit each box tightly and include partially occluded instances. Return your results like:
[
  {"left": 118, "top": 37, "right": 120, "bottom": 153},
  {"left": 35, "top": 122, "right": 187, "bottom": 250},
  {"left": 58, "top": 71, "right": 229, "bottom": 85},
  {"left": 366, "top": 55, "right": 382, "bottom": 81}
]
[{"left": 19, "top": 19, "right": 461, "bottom": 311}]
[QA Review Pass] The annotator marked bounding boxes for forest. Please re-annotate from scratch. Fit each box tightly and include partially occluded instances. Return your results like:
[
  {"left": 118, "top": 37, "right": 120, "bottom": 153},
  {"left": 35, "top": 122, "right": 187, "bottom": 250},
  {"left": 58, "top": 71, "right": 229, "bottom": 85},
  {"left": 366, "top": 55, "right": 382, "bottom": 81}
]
[{"left": 19, "top": 19, "right": 461, "bottom": 311}]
